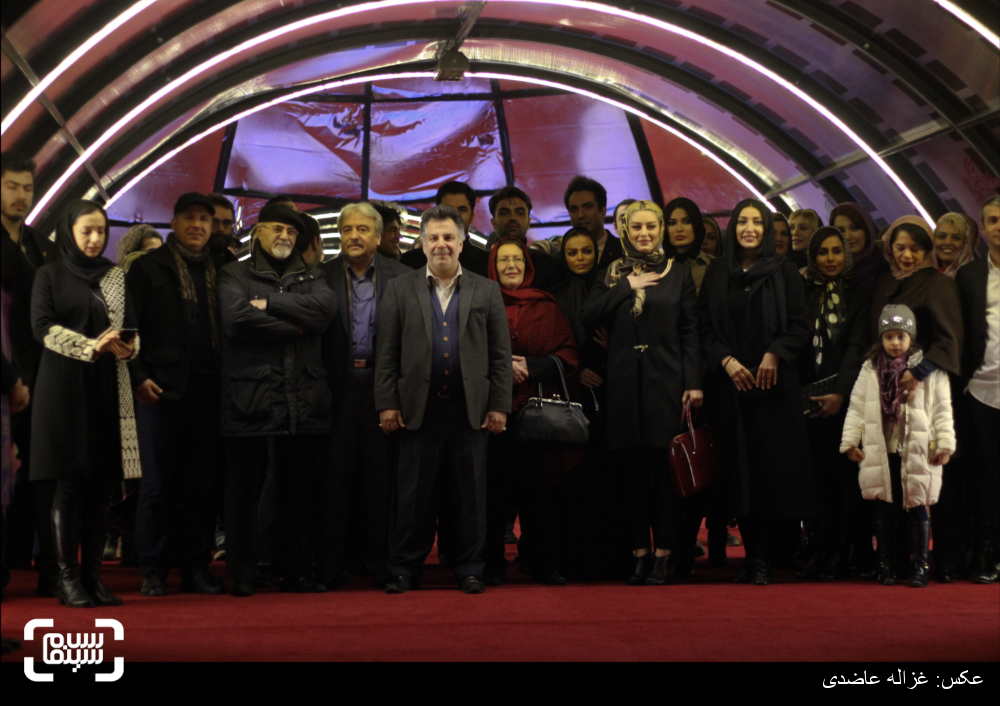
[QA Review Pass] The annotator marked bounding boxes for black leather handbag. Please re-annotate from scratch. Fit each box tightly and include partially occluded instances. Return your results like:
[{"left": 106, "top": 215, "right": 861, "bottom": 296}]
[
  {"left": 515, "top": 356, "right": 589, "bottom": 449},
  {"left": 801, "top": 374, "right": 838, "bottom": 416}
]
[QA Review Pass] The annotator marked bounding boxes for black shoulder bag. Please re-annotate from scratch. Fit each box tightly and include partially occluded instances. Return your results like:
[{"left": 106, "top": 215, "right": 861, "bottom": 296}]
[{"left": 515, "top": 356, "right": 590, "bottom": 449}]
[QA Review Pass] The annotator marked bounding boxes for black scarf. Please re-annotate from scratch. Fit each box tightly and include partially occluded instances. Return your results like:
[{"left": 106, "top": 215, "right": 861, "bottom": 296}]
[
  {"left": 56, "top": 200, "right": 114, "bottom": 287},
  {"left": 166, "top": 234, "right": 220, "bottom": 354},
  {"left": 551, "top": 231, "right": 600, "bottom": 347},
  {"left": 726, "top": 198, "right": 787, "bottom": 335},
  {"left": 804, "top": 226, "right": 856, "bottom": 371},
  {"left": 663, "top": 197, "right": 707, "bottom": 264}
]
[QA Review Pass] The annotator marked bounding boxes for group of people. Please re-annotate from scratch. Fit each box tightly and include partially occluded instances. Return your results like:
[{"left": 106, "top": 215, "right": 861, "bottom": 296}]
[{"left": 1, "top": 147, "right": 998, "bottom": 615}]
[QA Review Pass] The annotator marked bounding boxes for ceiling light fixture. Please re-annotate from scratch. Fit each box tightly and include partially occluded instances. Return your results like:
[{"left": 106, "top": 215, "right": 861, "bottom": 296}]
[
  {"left": 932, "top": 0, "right": 1000, "bottom": 49},
  {"left": 29, "top": 0, "right": 932, "bottom": 223},
  {"left": 1, "top": 0, "right": 159, "bottom": 137}
]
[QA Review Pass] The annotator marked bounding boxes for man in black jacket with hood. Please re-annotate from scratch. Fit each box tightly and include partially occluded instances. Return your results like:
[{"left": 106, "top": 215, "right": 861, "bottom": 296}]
[
  {"left": 218, "top": 203, "right": 337, "bottom": 597},
  {"left": 128, "top": 192, "right": 228, "bottom": 598}
]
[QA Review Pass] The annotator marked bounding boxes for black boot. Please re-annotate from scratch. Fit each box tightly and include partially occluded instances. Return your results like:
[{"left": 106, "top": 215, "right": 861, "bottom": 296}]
[
  {"left": 751, "top": 559, "right": 772, "bottom": 586},
  {"left": 971, "top": 540, "right": 999, "bottom": 584},
  {"left": 52, "top": 505, "right": 94, "bottom": 608},
  {"left": 875, "top": 518, "right": 895, "bottom": 586},
  {"left": 80, "top": 503, "right": 121, "bottom": 607},
  {"left": 646, "top": 554, "right": 670, "bottom": 585},
  {"left": 627, "top": 552, "right": 652, "bottom": 586},
  {"left": 909, "top": 517, "right": 931, "bottom": 588}
]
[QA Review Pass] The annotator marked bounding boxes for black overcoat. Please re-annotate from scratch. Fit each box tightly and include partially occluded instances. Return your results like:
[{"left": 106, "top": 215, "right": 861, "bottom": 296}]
[
  {"left": 698, "top": 258, "right": 818, "bottom": 519},
  {"left": 29, "top": 262, "right": 135, "bottom": 482},
  {"left": 218, "top": 247, "right": 337, "bottom": 437},
  {"left": 955, "top": 257, "right": 989, "bottom": 384},
  {"left": 581, "top": 259, "right": 701, "bottom": 450}
]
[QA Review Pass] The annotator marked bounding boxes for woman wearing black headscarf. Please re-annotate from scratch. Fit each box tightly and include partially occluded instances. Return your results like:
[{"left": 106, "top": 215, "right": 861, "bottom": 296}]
[
  {"left": 30, "top": 200, "right": 140, "bottom": 608},
  {"left": 829, "top": 202, "right": 890, "bottom": 295},
  {"left": 664, "top": 197, "right": 714, "bottom": 295},
  {"left": 582, "top": 201, "right": 702, "bottom": 586},
  {"left": 698, "top": 198, "right": 817, "bottom": 586},
  {"left": 797, "top": 226, "right": 872, "bottom": 581}
]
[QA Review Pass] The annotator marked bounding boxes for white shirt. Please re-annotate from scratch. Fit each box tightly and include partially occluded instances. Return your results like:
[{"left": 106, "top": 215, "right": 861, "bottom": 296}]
[
  {"left": 969, "top": 256, "right": 1000, "bottom": 409},
  {"left": 425, "top": 264, "right": 463, "bottom": 312}
]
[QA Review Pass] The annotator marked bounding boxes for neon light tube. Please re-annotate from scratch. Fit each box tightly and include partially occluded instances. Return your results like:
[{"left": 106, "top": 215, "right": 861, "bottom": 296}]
[
  {"left": 31, "top": 0, "right": 932, "bottom": 222},
  {"left": 933, "top": 0, "right": 999, "bottom": 49},
  {"left": 1, "top": 0, "right": 159, "bottom": 137}
]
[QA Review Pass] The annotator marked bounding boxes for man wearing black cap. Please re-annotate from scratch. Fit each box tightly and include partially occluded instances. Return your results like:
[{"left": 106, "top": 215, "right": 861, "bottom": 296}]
[
  {"left": 218, "top": 202, "right": 337, "bottom": 596},
  {"left": 128, "top": 192, "right": 227, "bottom": 597}
]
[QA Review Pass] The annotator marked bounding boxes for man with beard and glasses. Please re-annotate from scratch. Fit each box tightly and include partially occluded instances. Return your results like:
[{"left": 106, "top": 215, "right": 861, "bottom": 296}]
[
  {"left": 0, "top": 152, "right": 56, "bottom": 597},
  {"left": 218, "top": 203, "right": 337, "bottom": 597},
  {"left": 129, "top": 193, "right": 227, "bottom": 597}
]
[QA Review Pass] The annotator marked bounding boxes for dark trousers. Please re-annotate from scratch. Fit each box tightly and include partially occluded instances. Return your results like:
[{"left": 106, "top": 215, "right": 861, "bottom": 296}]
[
  {"left": 622, "top": 447, "right": 678, "bottom": 551},
  {"left": 324, "top": 369, "right": 390, "bottom": 583},
  {"left": 484, "top": 420, "right": 563, "bottom": 576},
  {"left": 968, "top": 393, "right": 1000, "bottom": 546},
  {"left": 135, "top": 375, "right": 222, "bottom": 577},
  {"left": 389, "top": 396, "right": 487, "bottom": 580},
  {"left": 876, "top": 455, "right": 929, "bottom": 564},
  {"left": 225, "top": 434, "right": 325, "bottom": 584}
]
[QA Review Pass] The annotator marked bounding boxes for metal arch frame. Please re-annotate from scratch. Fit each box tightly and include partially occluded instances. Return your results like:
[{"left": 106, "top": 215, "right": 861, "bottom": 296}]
[
  {"left": 55, "top": 60, "right": 780, "bottom": 227},
  {"left": 770, "top": 0, "right": 998, "bottom": 177},
  {"left": 30, "top": 20, "right": 853, "bottom": 224},
  {"left": 16, "top": 1, "right": 953, "bottom": 222}
]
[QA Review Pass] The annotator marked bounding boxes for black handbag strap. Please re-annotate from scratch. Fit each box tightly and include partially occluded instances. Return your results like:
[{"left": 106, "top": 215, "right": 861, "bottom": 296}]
[
  {"left": 548, "top": 355, "right": 573, "bottom": 402},
  {"left": 680, "top": 400, "right": 697, "bottom": 452}
]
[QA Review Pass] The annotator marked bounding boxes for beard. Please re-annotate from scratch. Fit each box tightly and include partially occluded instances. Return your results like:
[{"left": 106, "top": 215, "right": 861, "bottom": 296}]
[{"left": 271, "top": 242, "right": 293, "bottom": 260}]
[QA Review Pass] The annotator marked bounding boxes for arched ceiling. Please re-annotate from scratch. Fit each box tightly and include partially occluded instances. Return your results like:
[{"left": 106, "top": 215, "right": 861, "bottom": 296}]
[{"left": 2, "top": 0, "right": 998, "bottom": 232}]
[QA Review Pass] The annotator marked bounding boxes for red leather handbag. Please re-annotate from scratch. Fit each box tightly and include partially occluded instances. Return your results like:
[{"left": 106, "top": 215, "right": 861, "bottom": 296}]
[{"left": 668, "top": 401, "right": 724, "bottom": 498}]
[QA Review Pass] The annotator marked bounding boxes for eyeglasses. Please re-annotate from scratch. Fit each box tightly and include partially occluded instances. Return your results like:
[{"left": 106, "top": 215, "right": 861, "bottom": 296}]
[
  {"left": 260, "top": 223, "right": 298, "bottom": 238},
  {"left": 498, "top": 256, "right": 524, "bottom": 266}
]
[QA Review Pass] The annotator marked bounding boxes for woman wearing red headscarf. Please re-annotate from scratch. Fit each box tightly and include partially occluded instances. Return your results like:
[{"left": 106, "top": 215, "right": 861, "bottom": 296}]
[{"left": 483, "top": 237, "right": 579, "bottom": 586}]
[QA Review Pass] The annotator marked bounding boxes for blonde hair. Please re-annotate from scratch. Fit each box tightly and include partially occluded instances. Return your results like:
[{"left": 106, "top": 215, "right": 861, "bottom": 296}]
[
  {"left": 934, "top": 212, "right": 969, "bottom": 242},
  {"left": 624, "top": 200, "right": 664, "bottom": 232},
  {"left": 789, "top": 209, "right": 822, "bottom": 231}
]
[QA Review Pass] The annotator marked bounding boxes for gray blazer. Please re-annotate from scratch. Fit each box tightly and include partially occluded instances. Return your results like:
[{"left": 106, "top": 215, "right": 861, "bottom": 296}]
[{"left": 374, "top": 267, "right": 512, "bottom": 431}]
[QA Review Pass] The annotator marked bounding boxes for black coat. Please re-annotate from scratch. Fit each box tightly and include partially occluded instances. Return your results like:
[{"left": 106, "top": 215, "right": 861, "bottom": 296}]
[
  {"left": 870, "top": 268, "right": 963, "bottom": 376},
  {"left": 126, "top": 242, "right": 218, "bottom": 399},
  {"left": 1, "top": 224, "right": 55, "bottom": 386},
  {"left": 29, "top": 263, "right": 135, "bottom": 482},
  {"left": 320, "top": 253, "right": 411, "bottom": 412},
  {"left": 799, "top": 279, "right": 870, "bottom": 397},
  {"left": 597, "top": 230, "right": 624, "bottom": 272},
  {"left": 955, "top": 257, "right": 990, "bottom": 384},
  {"left": 581, "top": 260, "right": 701, "bottom": 450},
  {"left": 699, "top": 258, "right": 817, "bottom": 519},
  {"left": 218, "top": 248, "right": 337, "bottom": 437}
]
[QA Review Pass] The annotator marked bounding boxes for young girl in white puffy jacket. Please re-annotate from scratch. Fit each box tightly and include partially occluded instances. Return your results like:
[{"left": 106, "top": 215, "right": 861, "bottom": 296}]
[{"left": 840, "top": 304, "right": 955, "bottom": 587}]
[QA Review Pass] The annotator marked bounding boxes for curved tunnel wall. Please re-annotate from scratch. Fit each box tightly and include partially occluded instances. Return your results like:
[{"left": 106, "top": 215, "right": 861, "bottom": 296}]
[{"left": 1, "top": 0, "right": 997, "bottom": 235}]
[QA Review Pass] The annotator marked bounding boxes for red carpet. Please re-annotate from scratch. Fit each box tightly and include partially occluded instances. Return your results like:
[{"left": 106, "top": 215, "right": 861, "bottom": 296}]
[{"left": 2, "top": 525, "right": 997, "bottom": 662}]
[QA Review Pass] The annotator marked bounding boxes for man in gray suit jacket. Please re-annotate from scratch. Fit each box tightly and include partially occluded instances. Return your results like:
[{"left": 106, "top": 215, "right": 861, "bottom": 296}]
[
  {"left": 376, "top": 205, "right": 512, "bottom": 594},
  {"left": 320, "top": 202, "right": 411, "bottom": 589}
]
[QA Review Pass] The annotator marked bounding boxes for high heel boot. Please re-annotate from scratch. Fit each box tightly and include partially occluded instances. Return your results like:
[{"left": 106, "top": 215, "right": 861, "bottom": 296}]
[
  {"left": 875, "top": 517, "right": 895, "bottom": 586},
  {"left": 80, "top": 503, "right": 121, "bottom": 606},
  {"left": 627, "top": 552, "right": 652, "bottom": 586},
  {"left": 52, "top": 505, "right": 94, "bottom": 608},
  {"left": 909, "top": 516, "right": 931, "bottom": 588},
  {"left": 646, "top": 554, "right": 671, "bottom": 585}
]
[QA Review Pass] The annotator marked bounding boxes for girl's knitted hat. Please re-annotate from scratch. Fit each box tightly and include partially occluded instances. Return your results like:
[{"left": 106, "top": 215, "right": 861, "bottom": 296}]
[{"left": 878, "top": 304, "right": 917, "bottom": 338}]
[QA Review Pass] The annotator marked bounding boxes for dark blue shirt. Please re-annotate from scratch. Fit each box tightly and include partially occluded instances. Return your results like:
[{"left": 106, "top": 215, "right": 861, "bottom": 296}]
[{"left": 349, "top": 261, "right": 376, "bottom": 360}]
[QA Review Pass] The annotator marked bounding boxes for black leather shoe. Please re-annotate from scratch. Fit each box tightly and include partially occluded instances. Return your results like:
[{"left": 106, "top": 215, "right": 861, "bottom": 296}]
[
  {"left": 385, "top": 575, "right": 413, "bottom": 594},
  {"left": 459, "top": 575, "right": 485, "bottom": 594},
  {"left": 484, "top": 568, "right": 506, "bottom": 587},
  {"left": 140, "top": 574, "right": 167, "bottom": 597},
  {"left": 751, "top": 559, "right": 772, "bottom": 586},
  {"left": 280, "top": 577, "right": 327, "bottom": 594},
  {"left": 84, "top": 579, "right": 122, "bottom": 607},
  {"left": 181, "top": 571, "right": 226, "bottom": 595},
  {"left": 627, "top": 552, "right": 652, "bottom": 586},
  {"left": 229, "top": 579, "right": 255, "bottom": 597},
  {"left": 972, "top": 561, "right": 1000, "bottom": 584},
  {"left": 646, "top": 555, "right": 671, "bottom": 586},
  {"left": 533, "top": 568, "right": 568, "bottom": 586}
]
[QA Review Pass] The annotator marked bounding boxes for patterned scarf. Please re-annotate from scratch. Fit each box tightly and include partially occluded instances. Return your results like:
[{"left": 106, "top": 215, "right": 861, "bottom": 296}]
[
  {"left": 805, "top": 226, "right": 855, "bottom": 370},
  {"left": 167, "top": 234, "right": 220, "bottom": 354},
  {"left": 876, "top": 352, "right": 909, "bottom": 433},
  {"left": 604, "top": 232, "right": 668, "bottom": 318}
]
